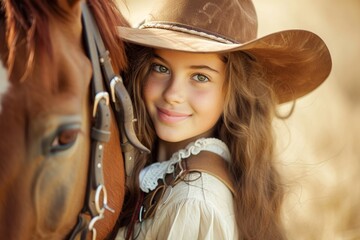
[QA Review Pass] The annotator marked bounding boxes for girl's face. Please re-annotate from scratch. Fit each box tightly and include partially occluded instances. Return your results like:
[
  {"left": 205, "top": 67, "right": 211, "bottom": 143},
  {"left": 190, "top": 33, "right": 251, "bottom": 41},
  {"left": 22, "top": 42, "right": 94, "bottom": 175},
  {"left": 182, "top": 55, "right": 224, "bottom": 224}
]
[{"left": 143, "top": 49, "right": 226, "bottom": 143}]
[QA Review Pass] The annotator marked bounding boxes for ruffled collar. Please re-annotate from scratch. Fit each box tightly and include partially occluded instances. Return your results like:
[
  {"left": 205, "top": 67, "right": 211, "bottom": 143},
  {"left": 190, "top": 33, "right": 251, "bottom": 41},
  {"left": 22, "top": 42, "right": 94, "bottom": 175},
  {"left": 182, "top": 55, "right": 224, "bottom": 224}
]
[{"left": 139, "top": 138, "right": 230, "bottom": 193}]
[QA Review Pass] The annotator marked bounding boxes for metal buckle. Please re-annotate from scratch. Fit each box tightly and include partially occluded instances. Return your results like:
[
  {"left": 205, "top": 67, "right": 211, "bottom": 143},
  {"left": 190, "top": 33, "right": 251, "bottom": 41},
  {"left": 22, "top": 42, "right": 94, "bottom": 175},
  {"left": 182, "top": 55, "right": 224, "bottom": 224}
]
[
  {"left": 88, "top": 184, "right": 114, "bottom": 240},
  {"left": 110, "top": 75, "right": 123, "bottom": 103},
  {"left": 92, "top": 91, "right": 109, "bottom": 117}
]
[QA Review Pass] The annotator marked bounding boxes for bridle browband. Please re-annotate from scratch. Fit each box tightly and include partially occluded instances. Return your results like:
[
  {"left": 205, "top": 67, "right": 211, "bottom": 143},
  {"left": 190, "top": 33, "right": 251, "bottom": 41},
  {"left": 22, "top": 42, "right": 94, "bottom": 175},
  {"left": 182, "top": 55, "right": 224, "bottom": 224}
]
[{"left": 68, "top": 4, "right": 150, "bottom": 240}]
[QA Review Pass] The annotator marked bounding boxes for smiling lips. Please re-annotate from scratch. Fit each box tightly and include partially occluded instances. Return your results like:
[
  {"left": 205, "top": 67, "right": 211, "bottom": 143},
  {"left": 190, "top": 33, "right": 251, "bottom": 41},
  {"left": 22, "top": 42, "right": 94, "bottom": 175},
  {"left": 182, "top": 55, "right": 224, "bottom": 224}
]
[{"left": 157, "top": 107, "right": 190, "bottom": 123}]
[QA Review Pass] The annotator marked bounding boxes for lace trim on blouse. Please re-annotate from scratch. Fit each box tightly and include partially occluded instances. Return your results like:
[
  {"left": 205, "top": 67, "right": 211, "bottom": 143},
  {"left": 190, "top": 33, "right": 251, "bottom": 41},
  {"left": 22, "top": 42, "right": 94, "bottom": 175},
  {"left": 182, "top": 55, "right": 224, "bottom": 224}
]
[{"left": 139, "top": 138, "right": 231, "bottom": 193}]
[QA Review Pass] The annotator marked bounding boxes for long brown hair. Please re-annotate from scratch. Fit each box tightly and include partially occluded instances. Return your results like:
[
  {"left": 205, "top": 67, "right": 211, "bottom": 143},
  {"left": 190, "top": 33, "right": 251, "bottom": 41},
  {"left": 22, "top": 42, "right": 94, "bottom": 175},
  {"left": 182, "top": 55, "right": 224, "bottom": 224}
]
[
  {"left": 120, "top": 44, "right": 286, "bottom": 240},
  {"left": 220, "top": 52, "right": 286, "bottom": 239}
]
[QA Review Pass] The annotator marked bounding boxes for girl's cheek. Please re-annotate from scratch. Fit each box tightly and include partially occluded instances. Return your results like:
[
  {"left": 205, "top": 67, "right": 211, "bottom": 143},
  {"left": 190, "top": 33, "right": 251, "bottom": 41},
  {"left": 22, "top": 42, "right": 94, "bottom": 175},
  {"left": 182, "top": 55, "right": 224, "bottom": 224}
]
[
  {"left": 189, "top": 90, "right": 211, "bottom": 106},
  {"left": 143, "top": 78, "right": 162, "bottom": 100},
  {"left": 191, "top": 89, "right": 224, "bottom": 110}
]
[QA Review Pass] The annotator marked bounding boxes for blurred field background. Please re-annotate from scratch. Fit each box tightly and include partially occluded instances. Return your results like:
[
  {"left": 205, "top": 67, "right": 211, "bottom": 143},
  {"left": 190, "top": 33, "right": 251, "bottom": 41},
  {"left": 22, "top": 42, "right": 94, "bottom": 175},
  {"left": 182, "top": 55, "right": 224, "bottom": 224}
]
[{"left": 119, "top": 0, "right": 360, "bottom": 239}]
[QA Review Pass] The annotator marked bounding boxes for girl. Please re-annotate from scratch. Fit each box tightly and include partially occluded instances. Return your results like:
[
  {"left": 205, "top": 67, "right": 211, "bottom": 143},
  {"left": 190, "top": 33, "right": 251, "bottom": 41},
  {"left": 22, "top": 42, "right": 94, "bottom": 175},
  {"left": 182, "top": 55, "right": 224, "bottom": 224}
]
[{"left": 116, "top": 0, "right": 332, "bottom": 239}]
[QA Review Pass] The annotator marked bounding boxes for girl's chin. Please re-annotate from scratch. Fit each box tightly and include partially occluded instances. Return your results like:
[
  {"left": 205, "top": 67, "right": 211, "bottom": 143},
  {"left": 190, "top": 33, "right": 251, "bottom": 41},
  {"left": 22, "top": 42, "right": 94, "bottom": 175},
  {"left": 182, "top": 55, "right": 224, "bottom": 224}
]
[{"left": 157, "top": 131, "right": 214, "bottom": 144}]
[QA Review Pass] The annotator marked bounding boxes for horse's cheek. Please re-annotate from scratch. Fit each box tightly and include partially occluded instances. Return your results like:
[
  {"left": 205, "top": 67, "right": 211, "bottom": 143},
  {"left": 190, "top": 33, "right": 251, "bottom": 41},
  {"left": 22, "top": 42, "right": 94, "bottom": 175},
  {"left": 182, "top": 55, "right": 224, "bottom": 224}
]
[{"left": 31, "top": 135, "right": 89, "bottom": 236}]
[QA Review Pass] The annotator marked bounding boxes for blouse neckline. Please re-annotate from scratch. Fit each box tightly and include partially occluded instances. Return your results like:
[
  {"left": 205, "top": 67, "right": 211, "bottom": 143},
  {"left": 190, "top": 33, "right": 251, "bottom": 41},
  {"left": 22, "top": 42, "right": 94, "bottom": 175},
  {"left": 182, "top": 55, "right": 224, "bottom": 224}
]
[{"left": 139, "top": 138, "right": 231, "bottom": 193}]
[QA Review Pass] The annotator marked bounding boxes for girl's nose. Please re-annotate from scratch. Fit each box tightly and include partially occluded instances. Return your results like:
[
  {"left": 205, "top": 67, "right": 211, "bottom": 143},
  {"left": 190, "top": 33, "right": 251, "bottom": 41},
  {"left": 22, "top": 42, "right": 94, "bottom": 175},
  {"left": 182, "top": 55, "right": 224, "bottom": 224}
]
[{"left": 162, "top": 76, "right": 185, "bottom": 105}]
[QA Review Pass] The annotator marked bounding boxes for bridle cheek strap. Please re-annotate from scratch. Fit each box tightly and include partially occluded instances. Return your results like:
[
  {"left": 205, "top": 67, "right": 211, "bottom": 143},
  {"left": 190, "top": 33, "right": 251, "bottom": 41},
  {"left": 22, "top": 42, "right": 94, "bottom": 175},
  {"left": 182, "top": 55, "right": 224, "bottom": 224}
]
[
  {"left": 68, "top": 3, "right": 150, "bottom": 240},
  {"left": 67, "top": 4, "right": 111, "bottom": 240}
]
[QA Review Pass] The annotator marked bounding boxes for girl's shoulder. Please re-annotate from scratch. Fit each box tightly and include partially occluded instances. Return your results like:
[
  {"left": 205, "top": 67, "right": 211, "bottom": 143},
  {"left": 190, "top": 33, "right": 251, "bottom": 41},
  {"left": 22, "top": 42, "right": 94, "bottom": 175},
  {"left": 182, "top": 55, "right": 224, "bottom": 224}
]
[
  {"left": 148, "top": 173, "right": 237, "bottom": 239},
  {"left": 162, "top": 171, "right": 234, "bottom": 214},
  {"left": 185, "top": 149, "right": 235, "bottom": 193},
  {"left": 155, "top": 142, "right": 235, "bottom": 211}
]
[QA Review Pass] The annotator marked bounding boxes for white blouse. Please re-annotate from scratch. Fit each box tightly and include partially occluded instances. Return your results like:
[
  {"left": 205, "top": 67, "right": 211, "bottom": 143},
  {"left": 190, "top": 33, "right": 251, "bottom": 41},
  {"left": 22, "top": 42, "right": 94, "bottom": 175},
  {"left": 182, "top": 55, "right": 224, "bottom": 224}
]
[{"left": 116, "top": 138, "right": 237, "bottom": 239}]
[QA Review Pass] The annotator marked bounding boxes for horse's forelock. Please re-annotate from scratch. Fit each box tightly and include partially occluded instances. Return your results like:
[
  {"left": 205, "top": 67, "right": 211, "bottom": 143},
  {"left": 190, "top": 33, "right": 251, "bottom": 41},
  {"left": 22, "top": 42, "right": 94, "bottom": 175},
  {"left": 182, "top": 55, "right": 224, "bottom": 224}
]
[
  {"left": 4, "top": 0, "right": 130, "bottom": 80},
  {"left": 3, "top": 0, "right": 62, "bottom": 81}
]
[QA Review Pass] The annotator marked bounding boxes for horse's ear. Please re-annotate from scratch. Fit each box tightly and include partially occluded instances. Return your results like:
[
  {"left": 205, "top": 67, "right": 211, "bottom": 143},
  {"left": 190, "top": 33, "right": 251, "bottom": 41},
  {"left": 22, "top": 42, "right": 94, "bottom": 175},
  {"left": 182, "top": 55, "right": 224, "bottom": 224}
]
[{"left": 56, "top": 0, "right": 82, "bottom": 15}]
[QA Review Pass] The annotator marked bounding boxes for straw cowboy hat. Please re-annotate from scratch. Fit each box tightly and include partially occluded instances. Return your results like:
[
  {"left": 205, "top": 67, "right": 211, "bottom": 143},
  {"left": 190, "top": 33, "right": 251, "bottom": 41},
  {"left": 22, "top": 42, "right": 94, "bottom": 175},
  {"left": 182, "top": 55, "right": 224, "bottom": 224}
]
[{"left": 117, "top": 0, "right": 332, "bottom": 103}]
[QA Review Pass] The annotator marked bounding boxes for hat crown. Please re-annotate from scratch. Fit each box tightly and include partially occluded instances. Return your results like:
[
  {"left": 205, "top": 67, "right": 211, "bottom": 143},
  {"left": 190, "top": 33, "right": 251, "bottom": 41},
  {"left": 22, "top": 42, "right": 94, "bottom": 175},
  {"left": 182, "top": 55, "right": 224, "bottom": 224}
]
[{"left": 143, "top": 0, "right": 258, "bottom": 43}]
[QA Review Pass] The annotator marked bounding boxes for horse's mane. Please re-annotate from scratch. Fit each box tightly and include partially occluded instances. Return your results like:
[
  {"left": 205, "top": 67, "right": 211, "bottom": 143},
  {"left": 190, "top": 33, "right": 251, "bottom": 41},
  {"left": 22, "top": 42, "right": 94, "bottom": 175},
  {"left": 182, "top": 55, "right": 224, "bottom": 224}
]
[{"left": 1, "top": 0, "right": 129, "bottom": 81}]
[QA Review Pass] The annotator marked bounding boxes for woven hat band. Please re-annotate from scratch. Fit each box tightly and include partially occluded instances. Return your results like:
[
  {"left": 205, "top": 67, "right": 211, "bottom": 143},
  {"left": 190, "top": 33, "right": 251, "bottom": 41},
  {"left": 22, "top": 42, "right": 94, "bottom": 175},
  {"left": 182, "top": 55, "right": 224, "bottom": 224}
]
[{"left": 139, "top": 22, "right": 236, "bottom": 44}]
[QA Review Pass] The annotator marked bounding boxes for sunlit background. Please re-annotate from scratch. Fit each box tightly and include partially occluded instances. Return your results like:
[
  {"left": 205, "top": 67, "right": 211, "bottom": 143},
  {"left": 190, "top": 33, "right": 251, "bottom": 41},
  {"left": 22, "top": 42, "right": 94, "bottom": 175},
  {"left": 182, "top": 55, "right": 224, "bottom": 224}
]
[{"left": 119, "top": 0, "right": 360, "bottom": 239}]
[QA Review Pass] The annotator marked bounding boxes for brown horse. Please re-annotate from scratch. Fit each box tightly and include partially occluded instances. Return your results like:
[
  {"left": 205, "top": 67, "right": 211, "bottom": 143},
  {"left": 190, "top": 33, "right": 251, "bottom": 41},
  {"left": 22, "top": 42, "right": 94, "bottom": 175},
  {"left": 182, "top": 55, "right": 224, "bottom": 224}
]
[{"left": 0, "top": 0, "right": 143, "bottom": 239}]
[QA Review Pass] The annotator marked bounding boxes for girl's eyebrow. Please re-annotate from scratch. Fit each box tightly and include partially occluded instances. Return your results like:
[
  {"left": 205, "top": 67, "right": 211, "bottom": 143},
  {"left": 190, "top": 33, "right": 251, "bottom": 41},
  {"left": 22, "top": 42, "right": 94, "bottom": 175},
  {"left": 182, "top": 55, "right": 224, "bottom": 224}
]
[
  {"left": 189, "top": 65, "right": 219, "bottom": 73},
  {"left": 153, "top": 53, "right": 220, "bottom": 73},
  {"left": 153, "top": 54, "right": 167, "bottom": 64}
]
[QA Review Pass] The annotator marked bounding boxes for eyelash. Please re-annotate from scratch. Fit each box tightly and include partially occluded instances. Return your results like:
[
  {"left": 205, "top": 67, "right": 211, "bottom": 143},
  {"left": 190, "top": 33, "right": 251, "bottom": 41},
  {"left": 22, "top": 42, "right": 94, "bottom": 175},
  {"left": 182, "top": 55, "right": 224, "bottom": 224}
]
[
  {"left": 151, "top": 63, "right": 169, "bottom": 74},
  {"left": 192, "top": 74, "right": 209, "bottom": 82}
]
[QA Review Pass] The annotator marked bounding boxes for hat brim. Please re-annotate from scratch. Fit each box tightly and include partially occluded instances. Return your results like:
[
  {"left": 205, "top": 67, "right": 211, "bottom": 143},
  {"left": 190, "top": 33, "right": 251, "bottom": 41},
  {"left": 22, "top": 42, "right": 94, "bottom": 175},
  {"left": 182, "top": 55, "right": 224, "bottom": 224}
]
[{"left": 117, "top": 27, "right": 332, "bottom": 103}]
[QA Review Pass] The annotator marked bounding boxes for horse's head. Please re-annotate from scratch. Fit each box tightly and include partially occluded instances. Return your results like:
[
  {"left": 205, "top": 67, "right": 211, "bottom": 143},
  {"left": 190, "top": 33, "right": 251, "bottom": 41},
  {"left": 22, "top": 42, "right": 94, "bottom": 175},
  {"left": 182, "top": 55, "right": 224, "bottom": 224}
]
[{"left": 0, "top": 0, "right": 130, "bottom": 239}]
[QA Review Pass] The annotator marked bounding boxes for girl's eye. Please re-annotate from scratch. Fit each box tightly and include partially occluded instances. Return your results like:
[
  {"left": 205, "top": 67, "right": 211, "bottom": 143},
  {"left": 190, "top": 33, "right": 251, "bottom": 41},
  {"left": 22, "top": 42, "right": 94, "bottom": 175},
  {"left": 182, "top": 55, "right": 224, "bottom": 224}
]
[
  {"left": 192, "top": 74, "right": 209, "bottom": 82},
  {"left": 152, "top": 64, "right": 170, "bottom": 74}
]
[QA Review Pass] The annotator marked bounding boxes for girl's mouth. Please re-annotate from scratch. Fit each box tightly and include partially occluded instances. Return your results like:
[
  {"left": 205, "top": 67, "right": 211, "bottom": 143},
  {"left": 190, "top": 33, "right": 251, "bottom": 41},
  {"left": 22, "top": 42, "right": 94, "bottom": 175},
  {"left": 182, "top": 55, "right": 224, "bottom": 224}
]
[{"left": 157, "top": 107, "right": 190, "bottom": 123}]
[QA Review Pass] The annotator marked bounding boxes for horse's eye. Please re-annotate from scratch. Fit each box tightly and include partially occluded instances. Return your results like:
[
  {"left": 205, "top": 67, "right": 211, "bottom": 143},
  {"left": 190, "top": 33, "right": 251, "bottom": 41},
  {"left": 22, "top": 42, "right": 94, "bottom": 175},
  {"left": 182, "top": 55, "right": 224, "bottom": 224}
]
[
  {"left": 51, "top": 128, "right": 80, "bottom": 151},
  {"left": 43, "top": 124, "right": 81, "bottom": 155}
]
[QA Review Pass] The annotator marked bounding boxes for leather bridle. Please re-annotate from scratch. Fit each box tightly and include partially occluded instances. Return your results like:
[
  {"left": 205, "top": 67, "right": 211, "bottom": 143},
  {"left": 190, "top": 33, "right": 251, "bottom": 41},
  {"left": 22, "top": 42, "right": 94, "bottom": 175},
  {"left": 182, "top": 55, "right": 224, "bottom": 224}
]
[{"left": 68, "top": 4, "right": 149, "bottom": 240}]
